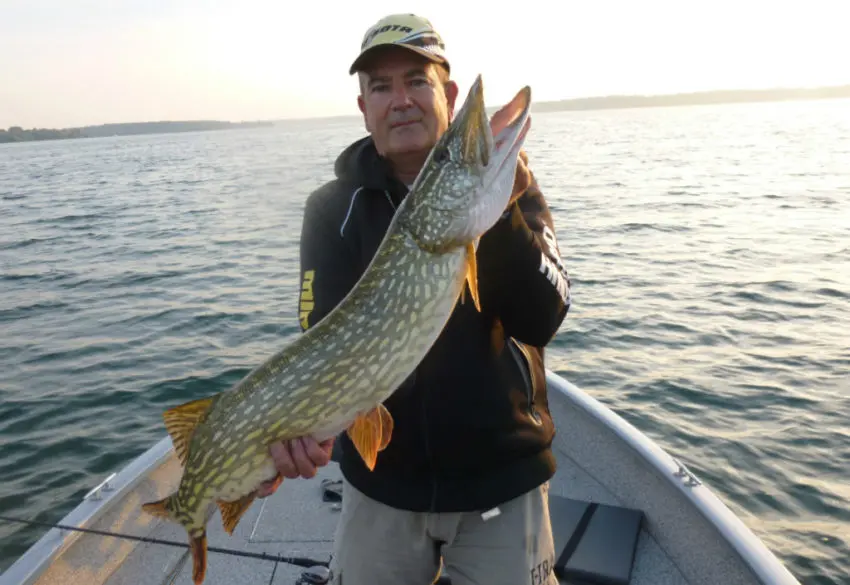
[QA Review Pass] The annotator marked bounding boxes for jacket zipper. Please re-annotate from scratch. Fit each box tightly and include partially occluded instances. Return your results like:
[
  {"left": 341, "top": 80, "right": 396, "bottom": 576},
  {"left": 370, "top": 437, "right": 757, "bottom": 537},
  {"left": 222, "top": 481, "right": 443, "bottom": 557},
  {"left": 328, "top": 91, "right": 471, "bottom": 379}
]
[{"left": 508, "top": 338, "right": 542, "bottom": 424}]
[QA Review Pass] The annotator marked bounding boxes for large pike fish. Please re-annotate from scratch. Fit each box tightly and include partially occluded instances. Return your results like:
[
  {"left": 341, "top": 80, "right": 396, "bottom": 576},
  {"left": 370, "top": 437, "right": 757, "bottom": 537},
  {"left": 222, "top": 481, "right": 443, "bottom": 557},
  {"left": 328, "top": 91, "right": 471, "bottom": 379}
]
[{"left": 142, "top": 74, "right": 532, "bottom": 584}]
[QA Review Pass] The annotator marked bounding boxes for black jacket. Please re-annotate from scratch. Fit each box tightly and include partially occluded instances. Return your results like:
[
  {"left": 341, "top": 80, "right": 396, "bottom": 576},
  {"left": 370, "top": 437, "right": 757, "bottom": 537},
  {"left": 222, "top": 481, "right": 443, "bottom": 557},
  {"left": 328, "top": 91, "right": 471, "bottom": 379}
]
[{"left": 296, "top": 136, "right": 571, "bottom": 513}]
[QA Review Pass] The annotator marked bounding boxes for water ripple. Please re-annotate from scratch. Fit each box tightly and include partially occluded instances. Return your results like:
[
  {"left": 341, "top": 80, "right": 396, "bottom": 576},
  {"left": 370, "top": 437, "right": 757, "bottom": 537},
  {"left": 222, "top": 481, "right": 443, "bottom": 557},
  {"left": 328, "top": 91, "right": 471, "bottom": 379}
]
[{"left": 2, "top": 101, "right": 850, "bottom": 584}]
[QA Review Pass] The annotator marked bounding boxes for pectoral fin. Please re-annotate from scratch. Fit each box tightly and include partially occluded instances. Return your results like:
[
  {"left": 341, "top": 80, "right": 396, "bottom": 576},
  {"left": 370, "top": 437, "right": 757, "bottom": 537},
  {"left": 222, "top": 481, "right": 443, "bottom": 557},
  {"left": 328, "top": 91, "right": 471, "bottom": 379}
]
[
  {"left": 377, "top": 403, "right": 394, "bottom": 451},
  {"left": 217, "top": 492, "right": 256, "bottom": 535},
  {"left": 347, "top": 404, "right": 394, "bottom": 471},
  {"left": 464, "top": 242, "right": 481, "bottom": 312}
]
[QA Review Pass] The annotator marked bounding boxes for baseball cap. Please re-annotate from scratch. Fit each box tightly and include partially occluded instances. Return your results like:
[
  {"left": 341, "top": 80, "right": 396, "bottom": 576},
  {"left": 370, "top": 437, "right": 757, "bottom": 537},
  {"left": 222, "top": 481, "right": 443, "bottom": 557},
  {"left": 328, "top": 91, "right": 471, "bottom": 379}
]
[{"left": 349, "top": 13, "right": 449, "bottom": 75}]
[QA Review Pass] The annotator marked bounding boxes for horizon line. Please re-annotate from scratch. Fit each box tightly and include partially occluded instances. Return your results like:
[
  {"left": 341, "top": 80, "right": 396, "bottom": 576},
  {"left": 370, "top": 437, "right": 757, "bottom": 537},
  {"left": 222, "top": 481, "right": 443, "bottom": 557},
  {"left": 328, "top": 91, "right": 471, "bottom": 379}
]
[{"left": 4, "top": 81, "right": 850, "bottom": 133}]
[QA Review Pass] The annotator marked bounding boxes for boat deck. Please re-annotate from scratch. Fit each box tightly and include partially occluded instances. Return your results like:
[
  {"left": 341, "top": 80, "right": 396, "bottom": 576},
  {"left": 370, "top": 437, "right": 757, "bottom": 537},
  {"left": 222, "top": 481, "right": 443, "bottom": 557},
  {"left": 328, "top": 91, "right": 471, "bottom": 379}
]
[
  {"left": 29, "top": 448, "right": 688, "bottom": 585},
  {"left": 4, "top": 373, "right": 800, "bottom": 585},
  {"left": 103, "top": 462, "right": 341, "bottom": 585}
]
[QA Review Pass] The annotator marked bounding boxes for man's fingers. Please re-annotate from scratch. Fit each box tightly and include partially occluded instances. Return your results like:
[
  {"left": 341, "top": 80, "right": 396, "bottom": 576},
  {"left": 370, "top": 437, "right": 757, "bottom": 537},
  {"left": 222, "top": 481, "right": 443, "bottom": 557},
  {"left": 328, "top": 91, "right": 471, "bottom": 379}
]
[
  {"left": 291, "top": 438, "right": 318, "bottom": 479},
  {"left": 319, "top": 438, "right": 335, "bottom": 456},
  {"left": 268, "top": 437, "right": 333, "bottom": 483},
  {"left": 269, "top": 441, "right": 299, "bottom": 479},
  {"left": 305, "top": 437, "right": 332, "bottom": 467}
]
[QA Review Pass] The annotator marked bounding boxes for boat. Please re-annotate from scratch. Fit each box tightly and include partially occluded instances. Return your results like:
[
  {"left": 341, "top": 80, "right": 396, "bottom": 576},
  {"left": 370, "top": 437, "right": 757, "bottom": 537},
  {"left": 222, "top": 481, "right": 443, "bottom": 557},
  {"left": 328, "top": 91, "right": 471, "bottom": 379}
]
[{"left": 0, "top": 370, "right": 802, "bottom": 585}]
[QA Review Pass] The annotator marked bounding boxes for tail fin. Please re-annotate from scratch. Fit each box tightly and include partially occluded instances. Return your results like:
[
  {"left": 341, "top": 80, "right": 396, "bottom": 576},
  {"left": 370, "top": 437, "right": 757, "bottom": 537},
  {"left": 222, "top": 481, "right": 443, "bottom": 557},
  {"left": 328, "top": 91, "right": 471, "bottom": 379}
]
[
  {"left": 190, "top": 531, "right": 208, "bottom": 584},
  {"left": 142, "top": 494, "right": 209, "bottom": 584}
]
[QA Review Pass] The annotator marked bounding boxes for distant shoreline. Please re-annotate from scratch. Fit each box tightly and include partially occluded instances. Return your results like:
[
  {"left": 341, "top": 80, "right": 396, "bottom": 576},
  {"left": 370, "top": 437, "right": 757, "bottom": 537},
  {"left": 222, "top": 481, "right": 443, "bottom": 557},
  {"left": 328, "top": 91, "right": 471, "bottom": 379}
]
[
  {"left": 4, "top": 84, "right": 849, "bottom": 143},
  {"left": 0, "top": 120, "right": 273, "bottom": 144},
  {"left": 529, "top": 84, "right": 850, "bottom": 113}
]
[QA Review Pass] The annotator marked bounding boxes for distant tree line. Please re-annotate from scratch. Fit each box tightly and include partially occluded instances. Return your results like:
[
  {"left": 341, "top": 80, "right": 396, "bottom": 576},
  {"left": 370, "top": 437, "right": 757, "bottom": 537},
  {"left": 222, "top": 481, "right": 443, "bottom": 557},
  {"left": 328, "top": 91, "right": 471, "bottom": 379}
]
[
  {"left": 0, "top": 120, "right": 274, "bottom": 144},
  {"left": 4, "top": 83, "right": 849, "bottom": 144},
  {"left": 0, "top": 126, "right": 83, "bottom": 143}
]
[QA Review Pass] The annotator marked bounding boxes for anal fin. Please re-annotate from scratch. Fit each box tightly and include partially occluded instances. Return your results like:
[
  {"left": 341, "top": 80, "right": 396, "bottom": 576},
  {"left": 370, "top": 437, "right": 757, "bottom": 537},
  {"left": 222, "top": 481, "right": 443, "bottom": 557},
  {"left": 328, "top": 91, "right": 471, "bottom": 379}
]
[
  {"left": 217, "top": 492, "right": 257, "bottom": 535},
  {"left": 347, "top": 404, "right": 394, "bottom": 471},
  {"left": 162, "top": 396, "right": 215, "bottom": 465}
]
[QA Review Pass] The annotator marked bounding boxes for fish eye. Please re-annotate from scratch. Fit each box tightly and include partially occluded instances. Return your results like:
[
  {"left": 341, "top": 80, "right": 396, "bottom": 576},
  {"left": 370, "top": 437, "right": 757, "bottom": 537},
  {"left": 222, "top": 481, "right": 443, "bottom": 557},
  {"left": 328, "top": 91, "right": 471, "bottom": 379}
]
[{"left": 433, "top": 147, "right": 450, "bottom": 164}]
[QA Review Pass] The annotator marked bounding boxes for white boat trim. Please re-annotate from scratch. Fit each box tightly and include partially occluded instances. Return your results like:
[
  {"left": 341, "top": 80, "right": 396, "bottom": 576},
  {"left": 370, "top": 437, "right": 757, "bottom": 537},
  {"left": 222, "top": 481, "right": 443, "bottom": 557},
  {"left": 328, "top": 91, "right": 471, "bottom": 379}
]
[
  {"left": 544, "top": 370, "right": 799, "bottom": 585},
  {"left": 0, "top": 436, "right": 175, "bottom": 585},
  {"left": 0, "top": 371, "right": 801, "bottom": 585}
]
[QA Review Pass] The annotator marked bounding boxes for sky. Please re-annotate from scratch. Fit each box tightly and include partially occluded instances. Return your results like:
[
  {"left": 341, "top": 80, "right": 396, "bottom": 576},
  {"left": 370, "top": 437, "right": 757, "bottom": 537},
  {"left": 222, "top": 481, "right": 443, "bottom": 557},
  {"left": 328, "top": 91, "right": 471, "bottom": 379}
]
[{"left": 1, "top": 0, "right": 848, "bottom": 128}]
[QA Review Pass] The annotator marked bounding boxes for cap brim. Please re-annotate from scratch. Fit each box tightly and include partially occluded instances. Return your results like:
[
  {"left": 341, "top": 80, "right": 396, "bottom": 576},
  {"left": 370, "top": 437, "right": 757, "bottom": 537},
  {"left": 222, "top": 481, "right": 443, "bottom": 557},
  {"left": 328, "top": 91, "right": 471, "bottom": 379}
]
[{"left": 349, "top": 43, "right": 449, "bottom": 75}]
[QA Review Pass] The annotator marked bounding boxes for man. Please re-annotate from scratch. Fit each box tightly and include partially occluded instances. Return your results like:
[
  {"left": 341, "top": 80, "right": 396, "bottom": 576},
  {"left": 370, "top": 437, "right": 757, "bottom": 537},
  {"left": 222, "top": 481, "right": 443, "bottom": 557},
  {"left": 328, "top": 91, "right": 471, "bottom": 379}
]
[{"left": 258, "top": 13, "right": 571, "bottom": 585}]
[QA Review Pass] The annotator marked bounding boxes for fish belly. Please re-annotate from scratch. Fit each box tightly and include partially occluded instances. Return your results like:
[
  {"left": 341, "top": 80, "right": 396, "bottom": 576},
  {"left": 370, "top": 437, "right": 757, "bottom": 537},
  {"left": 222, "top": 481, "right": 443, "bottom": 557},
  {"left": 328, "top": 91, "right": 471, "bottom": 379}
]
[
  {"left": 214, "top": 456, "right": 278, "bottom": 503},
  {"left": 311, "top": 415, "right": 357, "bottom": 443}
]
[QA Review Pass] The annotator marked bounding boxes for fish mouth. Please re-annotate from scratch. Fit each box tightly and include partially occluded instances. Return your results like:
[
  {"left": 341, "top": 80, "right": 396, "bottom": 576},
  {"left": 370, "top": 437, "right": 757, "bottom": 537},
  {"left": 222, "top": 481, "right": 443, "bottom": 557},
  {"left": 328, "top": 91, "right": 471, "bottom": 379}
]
[
  {"left": 455, "top": 74, "right": 531, "bottom": 176},
  {"left": 487, "top": 83, "right": 532, "bottom": 176},
  {"left": 402, "top": 75, "right": 533, "bottom": 250},
  {"left": 423, "top": 75, "right": 530, "bottom": 214}
]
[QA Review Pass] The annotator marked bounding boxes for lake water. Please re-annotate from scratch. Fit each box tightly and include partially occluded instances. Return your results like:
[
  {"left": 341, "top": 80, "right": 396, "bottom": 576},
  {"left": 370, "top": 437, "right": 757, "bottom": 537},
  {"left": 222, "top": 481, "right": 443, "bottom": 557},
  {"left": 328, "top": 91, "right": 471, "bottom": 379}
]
[{"left": 1, "top": 99, "right": 848, "bottom": 584}]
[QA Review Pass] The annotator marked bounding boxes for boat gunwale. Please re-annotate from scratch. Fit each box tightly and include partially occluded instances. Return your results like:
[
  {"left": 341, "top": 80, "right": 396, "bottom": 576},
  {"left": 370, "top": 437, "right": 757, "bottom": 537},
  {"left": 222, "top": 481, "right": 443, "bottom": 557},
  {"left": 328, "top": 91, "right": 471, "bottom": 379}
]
[
  {"left": 0, "top": 436, "right": 175, "bottom": 585},
  {"left": 544, "top": 369, "right": 800, "bottom": 585},
  {"left": 0, "top": 372, "right": 802, "bottom": 585}
]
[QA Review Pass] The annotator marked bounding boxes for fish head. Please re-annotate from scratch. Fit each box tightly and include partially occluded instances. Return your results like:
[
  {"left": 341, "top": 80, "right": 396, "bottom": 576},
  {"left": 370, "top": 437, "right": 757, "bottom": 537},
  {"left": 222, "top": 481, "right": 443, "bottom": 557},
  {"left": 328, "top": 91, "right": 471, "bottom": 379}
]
[{"left": 400, "top": 74, "right": 532, "bottom": 252}]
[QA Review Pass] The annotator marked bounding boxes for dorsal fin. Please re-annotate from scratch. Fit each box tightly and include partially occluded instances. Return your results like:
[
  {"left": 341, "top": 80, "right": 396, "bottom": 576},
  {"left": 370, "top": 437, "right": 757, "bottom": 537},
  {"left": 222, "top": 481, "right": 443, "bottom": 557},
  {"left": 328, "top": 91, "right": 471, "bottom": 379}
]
[{"left": 162, "top": 396, "right": 215, "bottom": 465}]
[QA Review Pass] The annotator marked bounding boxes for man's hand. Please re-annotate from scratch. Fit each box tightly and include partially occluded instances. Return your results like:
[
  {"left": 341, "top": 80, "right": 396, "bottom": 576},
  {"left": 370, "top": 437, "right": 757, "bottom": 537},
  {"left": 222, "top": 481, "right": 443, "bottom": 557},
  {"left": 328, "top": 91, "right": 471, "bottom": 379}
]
[
  {"left": 510, "top": 150, "right": 531, "bottom": 205},
  {"left": 255, "top": 436, "right": 335, "bottom": 498}
]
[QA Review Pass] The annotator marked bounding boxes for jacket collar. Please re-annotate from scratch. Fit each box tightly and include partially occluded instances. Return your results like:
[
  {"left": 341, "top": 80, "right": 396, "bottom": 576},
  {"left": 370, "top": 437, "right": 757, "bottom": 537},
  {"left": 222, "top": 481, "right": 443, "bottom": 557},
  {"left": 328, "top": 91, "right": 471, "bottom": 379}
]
[{"left": 334, "top": 136, "right": 409, "bottom": 203}]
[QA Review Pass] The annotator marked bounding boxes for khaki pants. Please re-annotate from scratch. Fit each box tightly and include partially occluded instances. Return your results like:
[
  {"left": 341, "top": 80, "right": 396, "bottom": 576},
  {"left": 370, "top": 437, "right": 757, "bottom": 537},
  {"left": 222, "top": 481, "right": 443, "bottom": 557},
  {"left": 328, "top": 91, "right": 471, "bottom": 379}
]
[{"left": 329, "top": 478, "right": 558, "bottom": 585}]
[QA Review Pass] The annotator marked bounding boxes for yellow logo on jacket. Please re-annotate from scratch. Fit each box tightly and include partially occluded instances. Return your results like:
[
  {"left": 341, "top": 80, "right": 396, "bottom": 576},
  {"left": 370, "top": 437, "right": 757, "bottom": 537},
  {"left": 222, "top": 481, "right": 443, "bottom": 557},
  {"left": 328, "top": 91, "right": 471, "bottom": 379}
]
[{"left": 299, "top": 270, "right": 315, "bottom": 330}]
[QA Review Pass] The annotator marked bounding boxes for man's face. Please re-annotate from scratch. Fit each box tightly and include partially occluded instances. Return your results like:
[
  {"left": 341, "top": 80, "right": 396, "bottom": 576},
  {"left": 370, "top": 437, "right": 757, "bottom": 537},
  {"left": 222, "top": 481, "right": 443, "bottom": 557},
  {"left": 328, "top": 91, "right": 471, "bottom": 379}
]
[{"left": 357, "top": 48, "right": 458, "bottom": 162}]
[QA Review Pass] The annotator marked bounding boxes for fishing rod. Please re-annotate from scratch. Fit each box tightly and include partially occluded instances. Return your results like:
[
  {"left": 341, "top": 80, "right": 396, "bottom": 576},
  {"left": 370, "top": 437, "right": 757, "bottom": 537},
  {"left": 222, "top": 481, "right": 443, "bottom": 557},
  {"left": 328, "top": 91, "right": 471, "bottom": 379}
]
[{"left": 0, "top": 514, "right": 330, "bottom": 569}]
